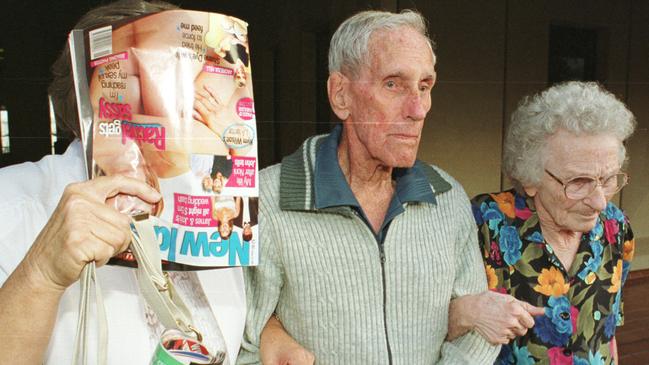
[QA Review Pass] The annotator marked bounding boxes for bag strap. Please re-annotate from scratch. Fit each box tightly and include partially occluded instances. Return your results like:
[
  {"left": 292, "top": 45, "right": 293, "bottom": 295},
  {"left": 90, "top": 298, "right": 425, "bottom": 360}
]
[
  {"left": 72, "top": 262, "right": 107, "bottom": 365},
  {"left": 72, "top": 215, "right": 205, "bottom": 364},
  {"left": 129, "top": 217, "right": 197, "bottom": 338}
]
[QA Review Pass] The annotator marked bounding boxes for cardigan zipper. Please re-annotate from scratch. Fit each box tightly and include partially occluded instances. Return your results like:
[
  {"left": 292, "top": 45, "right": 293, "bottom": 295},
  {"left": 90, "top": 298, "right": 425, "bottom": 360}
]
[
  {"left": 351, "top": 210, "right": 393, "bottom": 365},
  {"left": 378, "top": 243, "right": 394, "bottom": 365}
]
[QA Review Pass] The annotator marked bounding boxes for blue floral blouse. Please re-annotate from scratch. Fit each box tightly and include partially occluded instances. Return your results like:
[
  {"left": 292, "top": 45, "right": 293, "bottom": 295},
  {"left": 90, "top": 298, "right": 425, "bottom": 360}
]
[{"left": 471, "top": 189, "right": 634, "bottom": 365}]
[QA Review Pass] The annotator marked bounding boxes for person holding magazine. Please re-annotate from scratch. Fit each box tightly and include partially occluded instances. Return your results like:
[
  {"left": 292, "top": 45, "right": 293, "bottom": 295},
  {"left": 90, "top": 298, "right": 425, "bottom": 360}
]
[{"left": 0, "top": 1, "right": 247, "bottom": 364}]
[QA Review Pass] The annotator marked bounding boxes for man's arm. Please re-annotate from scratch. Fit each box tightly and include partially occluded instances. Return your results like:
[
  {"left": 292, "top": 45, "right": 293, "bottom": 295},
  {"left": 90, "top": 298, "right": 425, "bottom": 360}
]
[
  {"left": 436, "top": 200, "right": 500, "bottom": 364},
  {"left": 258, "top": 315, "right": 315, "bottom": 365},
  {"left": 447, "top": 291, "right": 545, "bottom": 345},
  {"left": 237, "top": 209, "right": 286, "bottom": 364},
  {"left": 0, "top": 176, "right": 161, "bottom": 365},
  {"left": 446, "top": 193, "right": 544, "bottom": 347}
]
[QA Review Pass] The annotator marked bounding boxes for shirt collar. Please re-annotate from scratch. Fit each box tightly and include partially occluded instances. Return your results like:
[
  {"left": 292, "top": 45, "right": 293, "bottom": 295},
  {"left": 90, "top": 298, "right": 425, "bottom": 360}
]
[
  {"left": 279, "top": 126, "right": 453, "bottom": 212},
  {"left": 313, "top": 124, "right": 436, "bottom": 210}
]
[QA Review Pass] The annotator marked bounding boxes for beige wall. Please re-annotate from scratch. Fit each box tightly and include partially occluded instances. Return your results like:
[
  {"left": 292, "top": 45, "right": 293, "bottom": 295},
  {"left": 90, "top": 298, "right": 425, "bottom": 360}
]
[
  {"left": 623, "top": 0, "right": 649, "bottom": 269},
  {"left": 416, "top": 0, "right": 506, "bottom": 197},
  {"left": 411, "top": 0, "right": 649, "bottom": 270}
]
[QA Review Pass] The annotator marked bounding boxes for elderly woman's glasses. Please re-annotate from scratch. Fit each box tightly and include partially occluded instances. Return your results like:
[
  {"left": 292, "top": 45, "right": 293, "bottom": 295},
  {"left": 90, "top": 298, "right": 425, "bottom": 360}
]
[{"left": 545, "top": 169, "right": 629, "bottom": 200}]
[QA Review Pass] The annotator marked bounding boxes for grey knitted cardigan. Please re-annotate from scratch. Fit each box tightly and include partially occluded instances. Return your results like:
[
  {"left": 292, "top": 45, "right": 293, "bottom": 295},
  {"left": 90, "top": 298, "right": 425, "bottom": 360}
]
[{"left": 237, "top": 134, "right": 499, "bottom": 364}]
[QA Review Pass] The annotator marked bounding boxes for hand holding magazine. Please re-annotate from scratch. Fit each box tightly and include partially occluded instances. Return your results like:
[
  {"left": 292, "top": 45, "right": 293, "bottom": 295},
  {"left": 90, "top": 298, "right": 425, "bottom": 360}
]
[{"left": 69, "top": 9, "right": 259, "bottom": 364}]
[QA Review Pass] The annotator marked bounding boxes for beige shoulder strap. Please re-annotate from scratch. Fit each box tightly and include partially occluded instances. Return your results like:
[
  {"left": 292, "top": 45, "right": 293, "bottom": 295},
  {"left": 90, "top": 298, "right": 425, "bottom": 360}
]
[{"left": 72, "top": 216, "right": 203, "bottom": 365}]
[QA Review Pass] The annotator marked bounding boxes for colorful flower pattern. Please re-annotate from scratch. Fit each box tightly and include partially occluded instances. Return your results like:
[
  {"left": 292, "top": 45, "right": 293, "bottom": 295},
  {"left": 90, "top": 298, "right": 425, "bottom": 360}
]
[
  {"left": 472, "top": 189, "right": 634, "bottom": 365},
  {"left": 534, "top": 267, "right": 570, "bottom": 297},
  {"left": 486, "top": 264, "right": 499, "bottom": 290}
]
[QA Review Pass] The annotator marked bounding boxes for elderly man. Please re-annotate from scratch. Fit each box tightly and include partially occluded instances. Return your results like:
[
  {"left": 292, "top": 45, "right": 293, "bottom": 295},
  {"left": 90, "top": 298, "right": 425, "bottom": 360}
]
[{"left": 238, "top": 10, "right": 500, "bottom": 364}]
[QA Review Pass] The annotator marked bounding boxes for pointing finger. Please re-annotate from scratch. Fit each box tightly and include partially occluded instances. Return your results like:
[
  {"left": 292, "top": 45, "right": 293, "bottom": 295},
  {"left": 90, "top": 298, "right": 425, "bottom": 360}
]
[{"left": 519, "top": 300, "right": 546, "bottom": 316}]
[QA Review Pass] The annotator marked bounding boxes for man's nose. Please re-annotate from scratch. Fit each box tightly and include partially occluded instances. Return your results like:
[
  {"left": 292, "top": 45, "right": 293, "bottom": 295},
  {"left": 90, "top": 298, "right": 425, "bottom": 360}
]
[{"left": 404, "top": 91, "right": 428, "bottom": 121}]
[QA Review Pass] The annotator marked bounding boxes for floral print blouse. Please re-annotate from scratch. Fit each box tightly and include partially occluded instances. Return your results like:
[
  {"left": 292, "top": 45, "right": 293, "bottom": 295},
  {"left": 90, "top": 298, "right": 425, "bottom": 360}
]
[{"left": 471, "top": 189, "right": 634, "bottom": 365}]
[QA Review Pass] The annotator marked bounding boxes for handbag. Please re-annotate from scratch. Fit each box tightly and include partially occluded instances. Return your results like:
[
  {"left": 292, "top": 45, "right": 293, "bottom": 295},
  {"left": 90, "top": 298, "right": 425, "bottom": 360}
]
[{"left": 72, "top": 213, "right": 226, "bottom": 364}]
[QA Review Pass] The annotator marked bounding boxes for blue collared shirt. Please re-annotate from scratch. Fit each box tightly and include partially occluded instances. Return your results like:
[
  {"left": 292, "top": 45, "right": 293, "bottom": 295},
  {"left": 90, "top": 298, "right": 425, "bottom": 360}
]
[{"left": 313, "top": 124, "right": 436, "bottom": 244}]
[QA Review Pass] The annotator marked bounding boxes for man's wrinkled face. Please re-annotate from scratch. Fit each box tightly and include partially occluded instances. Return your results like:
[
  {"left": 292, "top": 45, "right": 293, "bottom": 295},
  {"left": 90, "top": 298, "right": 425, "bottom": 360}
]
[{"left": 346, "top": 26, "right": 436, "bottom": 167}]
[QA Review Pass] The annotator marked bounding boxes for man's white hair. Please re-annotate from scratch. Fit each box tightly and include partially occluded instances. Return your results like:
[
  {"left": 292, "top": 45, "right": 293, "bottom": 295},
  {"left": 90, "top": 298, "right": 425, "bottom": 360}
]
[{"left": 328, "top": 10, "right": 434, "bottom": 77}]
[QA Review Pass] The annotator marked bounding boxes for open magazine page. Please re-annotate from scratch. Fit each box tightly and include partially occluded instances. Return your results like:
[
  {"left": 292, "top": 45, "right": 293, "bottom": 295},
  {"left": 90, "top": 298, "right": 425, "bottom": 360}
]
[{"left": 71, "top": 10, "right": 259, "bottom": 269}]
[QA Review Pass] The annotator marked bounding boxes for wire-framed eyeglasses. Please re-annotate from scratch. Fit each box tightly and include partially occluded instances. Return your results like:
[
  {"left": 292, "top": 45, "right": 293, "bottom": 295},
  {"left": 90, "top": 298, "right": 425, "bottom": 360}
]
[{"left": 544, "top": 169, "right": 629, "bottom": 200}]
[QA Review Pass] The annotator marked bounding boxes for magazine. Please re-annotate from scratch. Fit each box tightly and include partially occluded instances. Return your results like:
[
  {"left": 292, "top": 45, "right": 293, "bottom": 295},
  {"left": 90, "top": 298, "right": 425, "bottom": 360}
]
[{"left": 70, "top": 10, "right": 259, "bottom": 268}]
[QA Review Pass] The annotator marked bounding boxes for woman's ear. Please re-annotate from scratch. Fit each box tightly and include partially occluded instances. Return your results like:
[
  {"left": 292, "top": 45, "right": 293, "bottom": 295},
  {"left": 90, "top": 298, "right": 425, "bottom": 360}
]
[
  {"left": 327, "top": 72, "right": 350, "bottom": 121},
  {"left": 523, "top": 185, "right": 538, "bottom": 197}
]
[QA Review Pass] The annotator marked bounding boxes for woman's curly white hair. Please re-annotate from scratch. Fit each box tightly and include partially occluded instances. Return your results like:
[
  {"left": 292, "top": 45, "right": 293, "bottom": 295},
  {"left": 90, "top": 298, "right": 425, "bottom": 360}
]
[{"left": 503, "top": 81, "right": 636, "bottom": 192}]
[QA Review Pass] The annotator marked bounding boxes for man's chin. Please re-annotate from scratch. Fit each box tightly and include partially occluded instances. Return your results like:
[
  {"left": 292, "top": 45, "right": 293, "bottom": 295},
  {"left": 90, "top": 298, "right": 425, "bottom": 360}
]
[
  {"left": 390, "top": 156, "right": 417, "bottom": 168},
  {"left": 375, "top": 147, "right": 418, "bottom": 168}
]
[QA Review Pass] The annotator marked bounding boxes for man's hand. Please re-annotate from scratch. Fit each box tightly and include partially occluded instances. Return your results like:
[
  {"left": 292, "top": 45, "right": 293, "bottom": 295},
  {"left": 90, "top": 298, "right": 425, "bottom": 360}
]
[
  {"left": 261, "top": 315, "right": 315, "bottom": 365},
  {"left": 447, "top": 291, "right": 545, "bottom": 345},
  {"left": 22, "top": 175, "right": 162, "bottom": 292}
]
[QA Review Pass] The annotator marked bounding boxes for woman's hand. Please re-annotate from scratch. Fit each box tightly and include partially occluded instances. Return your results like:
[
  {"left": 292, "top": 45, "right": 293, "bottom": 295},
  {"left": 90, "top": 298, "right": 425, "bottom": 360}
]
[{"left": 24, "top": 175, "right": 162, "bottom": 290}]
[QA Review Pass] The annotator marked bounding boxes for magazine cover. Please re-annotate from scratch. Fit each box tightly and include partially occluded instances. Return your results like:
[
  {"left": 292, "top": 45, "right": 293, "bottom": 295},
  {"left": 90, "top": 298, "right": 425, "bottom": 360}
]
[{"left": 70, "top": 10, "right": 259, "bottom": 268}]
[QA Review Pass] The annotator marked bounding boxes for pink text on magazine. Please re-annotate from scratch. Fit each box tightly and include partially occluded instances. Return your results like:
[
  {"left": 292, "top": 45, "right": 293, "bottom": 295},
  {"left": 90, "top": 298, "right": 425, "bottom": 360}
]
[{"left": 97, "top": 97, "right": 166, "bottom": 150}]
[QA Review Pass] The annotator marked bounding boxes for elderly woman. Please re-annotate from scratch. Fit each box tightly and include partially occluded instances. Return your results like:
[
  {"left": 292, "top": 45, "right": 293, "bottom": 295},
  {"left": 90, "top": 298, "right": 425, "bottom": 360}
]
[{"left": 472, "top": 81, "right": 636, "bottom": 364}]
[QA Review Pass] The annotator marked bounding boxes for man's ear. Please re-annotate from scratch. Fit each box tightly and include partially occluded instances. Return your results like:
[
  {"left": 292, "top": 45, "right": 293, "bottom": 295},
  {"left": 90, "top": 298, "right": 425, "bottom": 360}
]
[{"left": 327, "top": 72, "right": 350, "bottom": 121}]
